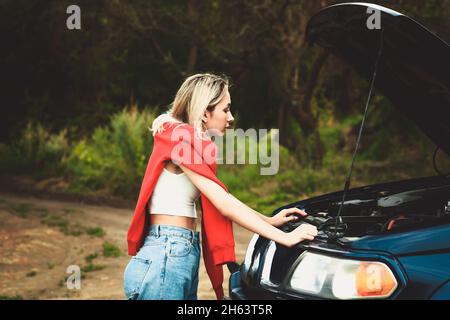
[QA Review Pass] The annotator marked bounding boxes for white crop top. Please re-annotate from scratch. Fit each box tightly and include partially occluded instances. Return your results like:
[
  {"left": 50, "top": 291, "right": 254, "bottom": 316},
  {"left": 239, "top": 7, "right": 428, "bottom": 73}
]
[{"left": 148, "top": 168, "right": 200, "bottom": 218}]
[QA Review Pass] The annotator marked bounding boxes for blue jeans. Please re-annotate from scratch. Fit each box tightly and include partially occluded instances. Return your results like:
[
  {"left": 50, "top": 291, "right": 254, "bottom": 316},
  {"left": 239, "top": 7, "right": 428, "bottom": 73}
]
[{"left": 123, "top": 224, "right": 201, "bottom": 300}]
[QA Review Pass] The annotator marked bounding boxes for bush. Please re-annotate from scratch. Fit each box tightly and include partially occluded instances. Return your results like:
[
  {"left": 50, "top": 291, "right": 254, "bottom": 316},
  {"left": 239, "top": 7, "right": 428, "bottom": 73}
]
[
  {"left": 64, "top": 106, "right": 157, "bottom": 198},
  {"left": 0, "top": 121, "right": 70, "bottom": 177}
]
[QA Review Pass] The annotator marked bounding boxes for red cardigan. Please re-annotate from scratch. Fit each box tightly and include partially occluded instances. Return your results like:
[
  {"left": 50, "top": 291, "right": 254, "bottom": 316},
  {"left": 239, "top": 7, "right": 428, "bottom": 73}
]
[{"left": 127, "top": 121, "right": 236, "bottom": 299}]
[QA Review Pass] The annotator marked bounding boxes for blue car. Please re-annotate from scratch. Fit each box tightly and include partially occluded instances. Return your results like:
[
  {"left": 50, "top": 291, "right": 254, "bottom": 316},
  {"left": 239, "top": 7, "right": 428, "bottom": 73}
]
[{"left": 229, "top": 2, "right": 450, "bottom": 300}]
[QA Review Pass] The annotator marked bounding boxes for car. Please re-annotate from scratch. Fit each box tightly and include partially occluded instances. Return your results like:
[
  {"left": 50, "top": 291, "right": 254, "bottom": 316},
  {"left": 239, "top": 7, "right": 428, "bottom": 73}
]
[{"left": 228, "top": 2, "right": 450, "bottom": 300}]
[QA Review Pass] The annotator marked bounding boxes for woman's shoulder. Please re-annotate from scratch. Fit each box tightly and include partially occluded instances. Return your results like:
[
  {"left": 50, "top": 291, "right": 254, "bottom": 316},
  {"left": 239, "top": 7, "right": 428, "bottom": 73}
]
[
  {"left": 152, "top": 113, "right": 180, "bottom": 131},
  {"left": 152, "top": 115, "right": 209, "bottom": 142},
  {"left": 153, "top": 122, "right": 196, "bottom": 146},
  {"left": 158, "top": 121, "right": 192, "bottom": 136}
]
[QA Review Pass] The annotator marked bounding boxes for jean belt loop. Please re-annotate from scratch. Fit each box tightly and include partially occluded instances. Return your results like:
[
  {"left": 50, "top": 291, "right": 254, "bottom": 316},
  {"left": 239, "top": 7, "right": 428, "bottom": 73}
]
[
  {"left": 190, "top": 229, "right": 195, "bottom": 244},
  {"left": 155, "top": 225, "right": 160, "bottom": 238}
]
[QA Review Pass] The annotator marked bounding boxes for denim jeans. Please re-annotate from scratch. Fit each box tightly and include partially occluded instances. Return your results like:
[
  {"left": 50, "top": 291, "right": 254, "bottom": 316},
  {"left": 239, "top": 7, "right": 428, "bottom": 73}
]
[{"left": 123, "top": 224, "right": 201, "bottom": 300}]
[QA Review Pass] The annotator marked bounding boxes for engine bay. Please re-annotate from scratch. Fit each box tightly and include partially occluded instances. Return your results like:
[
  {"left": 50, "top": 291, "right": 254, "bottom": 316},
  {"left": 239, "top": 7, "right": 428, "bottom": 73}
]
[{"left": 284, "top": 183, "right": 450, "bottom": 239}]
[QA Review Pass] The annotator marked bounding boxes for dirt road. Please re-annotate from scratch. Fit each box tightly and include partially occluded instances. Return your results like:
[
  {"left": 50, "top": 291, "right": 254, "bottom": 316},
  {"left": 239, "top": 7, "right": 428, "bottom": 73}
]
[{"left": 0, "top": 193, "right": 253, "bottom": 300}]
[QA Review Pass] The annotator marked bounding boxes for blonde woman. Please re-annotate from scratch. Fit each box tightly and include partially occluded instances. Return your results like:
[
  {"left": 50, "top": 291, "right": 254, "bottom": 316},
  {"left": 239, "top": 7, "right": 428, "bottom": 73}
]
[{"left": 124, "top": 73, "right": 318, "bottom": 300}]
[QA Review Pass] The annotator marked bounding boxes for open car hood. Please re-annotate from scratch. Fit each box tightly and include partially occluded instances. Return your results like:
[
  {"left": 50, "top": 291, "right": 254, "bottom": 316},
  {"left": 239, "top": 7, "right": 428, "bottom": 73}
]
[{"left": 305, "top": 2, "right": 450, "bottom": 155}]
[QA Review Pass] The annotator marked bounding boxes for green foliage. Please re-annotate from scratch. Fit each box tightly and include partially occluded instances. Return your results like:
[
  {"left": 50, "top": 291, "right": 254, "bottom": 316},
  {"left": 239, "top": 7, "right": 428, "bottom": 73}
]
[
  {"left": 81, "top": 263, "right": 106, "bottom": 273},
  {"left": 85, "top": 253, "right": 99, "bottom": 263},
  {"left": 0, "top": 295, "right": 24, "bottom": 300},
  {"left": 86, "top": 227, "right": 106, "bottom": 238},
  {"left": 6, "top": 202, "right": 33, "bottom": 218},
  {"left": 26, "top": 271, "right": 37, "bottom": 277},
  {"left": 40, "top": 215, "right": 86, "bottom": 236},
  {"left": 217, "top": 129, "right": 285, "bottom": 192},
  {"left": 103, "top": 242, "right": 123, "bottom": 257},
  {"left": 0, "top": 121, "right": 70, "bottom": 178},
  {"left": 64, "top": 107, "right": 157, "bottom": 198},
  {"left": 39, "top": 212, "right": 104, "bottom": 238}
]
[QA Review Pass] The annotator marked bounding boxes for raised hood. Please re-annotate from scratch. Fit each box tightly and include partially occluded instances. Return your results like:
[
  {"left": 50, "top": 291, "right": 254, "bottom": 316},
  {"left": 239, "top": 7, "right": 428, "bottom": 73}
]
[{"left": 305, "top": 2, "right": 450, "bottom": 155}]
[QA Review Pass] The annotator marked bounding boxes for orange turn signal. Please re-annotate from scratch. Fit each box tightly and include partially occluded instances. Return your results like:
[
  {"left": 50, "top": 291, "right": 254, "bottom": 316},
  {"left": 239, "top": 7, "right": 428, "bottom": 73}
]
[{"left": 355, "top": 262, "right": 397, "bottom": 297}]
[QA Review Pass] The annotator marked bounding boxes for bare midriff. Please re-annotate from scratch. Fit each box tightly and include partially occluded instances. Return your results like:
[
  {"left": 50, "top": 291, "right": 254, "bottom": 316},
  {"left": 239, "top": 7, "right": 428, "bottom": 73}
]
[
  {"left": 149, "top": 161, "right": 197, "bottom": 232},
  {"left": 150, "top": 214, "right": 197, "bottom": 232}
]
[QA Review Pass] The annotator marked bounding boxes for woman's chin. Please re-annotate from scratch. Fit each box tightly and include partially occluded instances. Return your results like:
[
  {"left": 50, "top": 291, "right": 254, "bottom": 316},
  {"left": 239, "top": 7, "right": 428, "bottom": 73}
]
[{"left": 206, "top": 128, "right": 225, "bottom": 137}]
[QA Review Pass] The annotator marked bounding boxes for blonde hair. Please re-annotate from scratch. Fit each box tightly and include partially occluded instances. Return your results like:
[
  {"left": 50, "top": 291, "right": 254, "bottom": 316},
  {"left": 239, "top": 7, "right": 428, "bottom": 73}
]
[{"left": 151, "top": 73, "right": 229, "bottom": 136}]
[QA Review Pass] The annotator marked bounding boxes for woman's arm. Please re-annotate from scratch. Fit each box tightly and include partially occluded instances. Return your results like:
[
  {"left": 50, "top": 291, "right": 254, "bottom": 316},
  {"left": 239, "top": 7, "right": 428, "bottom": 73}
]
[
  {"left": 228, "top": 193, "right": 307, "bottom": 227},
  {"left": 228, "top": 193, "right": 271, "bottom": 224},
  {"left": 179, "top": 165, "right": 317, "bottom": 247}
]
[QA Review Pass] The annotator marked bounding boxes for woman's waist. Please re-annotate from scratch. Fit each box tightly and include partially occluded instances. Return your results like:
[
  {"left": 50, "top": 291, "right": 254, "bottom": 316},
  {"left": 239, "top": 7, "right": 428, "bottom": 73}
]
[
  {"left": 149, "top": 199, "right": 197, "bottom": 218},
  {"left": 149, "top": 213, "right": 197, "bottom": 231}
]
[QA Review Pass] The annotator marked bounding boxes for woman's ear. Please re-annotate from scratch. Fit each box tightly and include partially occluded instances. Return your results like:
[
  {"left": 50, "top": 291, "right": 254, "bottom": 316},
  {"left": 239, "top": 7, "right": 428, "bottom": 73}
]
[{"left": 202, "top": 111, "right": 209, "bottom": 123}]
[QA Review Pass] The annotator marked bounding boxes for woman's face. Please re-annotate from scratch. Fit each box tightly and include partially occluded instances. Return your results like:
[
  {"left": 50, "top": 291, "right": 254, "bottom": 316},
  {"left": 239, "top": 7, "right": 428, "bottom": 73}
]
[{"left": 202, "top": 88, "right": 234, "bottom": 136}]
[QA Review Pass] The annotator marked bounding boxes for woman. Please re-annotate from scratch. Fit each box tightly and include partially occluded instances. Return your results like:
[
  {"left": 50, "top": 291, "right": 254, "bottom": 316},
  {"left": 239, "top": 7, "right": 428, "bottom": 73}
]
[{"left": 123, "top": 73, "right": 318, "bottom": 300}]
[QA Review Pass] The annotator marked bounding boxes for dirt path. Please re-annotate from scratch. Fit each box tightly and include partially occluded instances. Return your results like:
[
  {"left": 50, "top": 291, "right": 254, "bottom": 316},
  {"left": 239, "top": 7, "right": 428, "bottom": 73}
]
[{"left": 0, "top": 193, "right": 253, "bottom": 300}]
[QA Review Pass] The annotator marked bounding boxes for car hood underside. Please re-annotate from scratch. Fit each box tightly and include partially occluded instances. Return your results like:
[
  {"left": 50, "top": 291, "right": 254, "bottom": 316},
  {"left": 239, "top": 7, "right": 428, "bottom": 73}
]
[{"left": 305, "top": 2, "right": 450, "bottom": 155}]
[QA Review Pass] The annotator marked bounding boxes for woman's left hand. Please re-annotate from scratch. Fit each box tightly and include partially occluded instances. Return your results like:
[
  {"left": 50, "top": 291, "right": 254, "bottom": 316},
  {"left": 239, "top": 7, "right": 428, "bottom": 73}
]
[{"left": 269, "top": 207, "right": 307, "bottom": 227}]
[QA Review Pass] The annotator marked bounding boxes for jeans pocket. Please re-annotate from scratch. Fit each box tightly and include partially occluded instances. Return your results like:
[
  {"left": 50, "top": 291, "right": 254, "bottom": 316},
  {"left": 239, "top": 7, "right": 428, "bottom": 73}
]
[
  {"left": 123, "top": 257, "right": 152, "bottom": 300},
  {"left": 167, "top": 238, "right": 192, "bottom": 258}
]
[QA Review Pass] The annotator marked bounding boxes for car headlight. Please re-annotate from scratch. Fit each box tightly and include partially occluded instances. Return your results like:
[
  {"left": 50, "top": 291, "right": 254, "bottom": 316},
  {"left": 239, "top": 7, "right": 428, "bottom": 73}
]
[{"left": 288, "top": 252, "right": 398, "bottom": 299}]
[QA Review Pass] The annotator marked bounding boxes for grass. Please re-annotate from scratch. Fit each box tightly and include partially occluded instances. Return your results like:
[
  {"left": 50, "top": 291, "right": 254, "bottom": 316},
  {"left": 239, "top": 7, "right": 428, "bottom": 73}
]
[
  {"left": 0, "top": 201, "right": 87, "bottom": 237},
  {"left": 0, "top": 295, "right": 24, "bottom": 300},
  {"left": 26, "top": 271, "right": 37, "bottom": 277},
  {"left": 103, "top": 242, "right": 123, "bottom": 257},
  {"left": 59, "top": 274, "right": 86, "bottom": 287},
  {"left": 64, "top": 223, "right": 85, "bottom": 236},
  {"left": 40, "top": 215, "right": 80, "bottom": 236},
  {"left": 81, "top": 263, "right": 106, "bottom": 273},
  {"left": 40, "top": 215, "right": 69, "bottom": 228},
  {"left": 7, "top": 203, "right": 33, "bottom": 218},
  {"left": 86, "top": 227, "right": 106, "bottom": 237},
  {"left": 1, "top": 199, "right": 106, "bottom": 239},
  {"left": 62, "top": 208, "right": 79, "bottom": 214},
  {"left": 85, "top": 253, "right": 98, "bottom": 263},
  {"left": 39, "top": 214, "right": 105, "bottom": 237},
  {"left": 35, "top": 207, "right": 49, "bottom": 214}
]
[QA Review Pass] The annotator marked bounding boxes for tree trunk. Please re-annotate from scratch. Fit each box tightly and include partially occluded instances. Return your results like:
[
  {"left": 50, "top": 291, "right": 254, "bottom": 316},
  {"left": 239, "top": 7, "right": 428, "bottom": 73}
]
[
  {"left": 186, "top": 44, "right": 197, "bottom": 76},
  {"left": 296, "top": 49, "right": 329, "bottom": 136}
]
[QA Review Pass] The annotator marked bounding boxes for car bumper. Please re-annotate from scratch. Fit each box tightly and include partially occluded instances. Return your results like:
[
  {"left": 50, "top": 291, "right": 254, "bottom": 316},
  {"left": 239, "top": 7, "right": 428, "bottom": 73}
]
[
  {"left": 229, "top": 270, "right": 247, "bottom": 300},
  {"left": 229, "top": 270, "right": 310, "bottom": 300}
]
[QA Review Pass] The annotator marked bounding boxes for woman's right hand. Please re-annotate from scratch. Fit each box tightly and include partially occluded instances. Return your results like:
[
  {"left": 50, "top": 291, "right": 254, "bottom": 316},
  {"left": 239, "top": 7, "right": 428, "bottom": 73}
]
[{"left": 286, "top": 223, "right": 318, "bottom": 247}]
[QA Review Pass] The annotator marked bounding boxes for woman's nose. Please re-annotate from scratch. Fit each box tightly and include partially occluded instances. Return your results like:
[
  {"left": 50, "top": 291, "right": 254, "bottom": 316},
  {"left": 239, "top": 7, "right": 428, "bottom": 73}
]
[{"left": 228, "top": 112, "right": 234, "bottom": 123}]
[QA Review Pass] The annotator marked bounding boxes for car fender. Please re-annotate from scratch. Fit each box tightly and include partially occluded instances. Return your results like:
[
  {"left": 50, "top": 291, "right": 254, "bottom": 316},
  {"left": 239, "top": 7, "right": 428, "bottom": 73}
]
[{"left": 430, "top": 280, "right": 450, "bottom": 300}]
